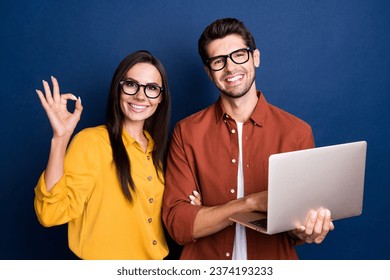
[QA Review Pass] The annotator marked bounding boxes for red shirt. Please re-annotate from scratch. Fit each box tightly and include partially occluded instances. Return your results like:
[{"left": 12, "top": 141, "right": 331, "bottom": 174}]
[{"left": 163, "top": 92, "right": 314, "bottom": 259}]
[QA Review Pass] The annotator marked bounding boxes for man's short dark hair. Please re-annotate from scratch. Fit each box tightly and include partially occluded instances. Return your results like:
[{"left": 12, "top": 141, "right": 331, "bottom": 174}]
[{"left": 198, "top": 18, "right": 257, "bottom": 65}]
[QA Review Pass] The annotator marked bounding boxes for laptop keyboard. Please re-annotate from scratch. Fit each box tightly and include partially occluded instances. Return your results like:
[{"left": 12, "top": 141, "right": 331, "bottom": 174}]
[{"left": 249, "top": 218, "right": 267, "bottom": 230}]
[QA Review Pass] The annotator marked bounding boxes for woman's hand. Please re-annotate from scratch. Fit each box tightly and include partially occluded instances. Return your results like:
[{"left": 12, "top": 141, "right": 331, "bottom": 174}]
[{"left": 35, "top": 76, "right": 83, "bottom": 139}]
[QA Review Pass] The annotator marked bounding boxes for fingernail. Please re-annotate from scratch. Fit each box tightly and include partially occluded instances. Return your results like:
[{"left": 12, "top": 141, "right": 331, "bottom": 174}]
[
  {"left": 193, "top": 191, "right": 199, "bottom": 196},
  {"left": 190, "top": 201, "right": 195, "bottom": 205},
  {"left": 315, "top": 237, "right": 323, "bottom": 244},
  {"left": 189, "top": 195, "right": 195, "bottom": 200},
  {"left": 326, "top": 209, "right": 331, "bottom": 217}
]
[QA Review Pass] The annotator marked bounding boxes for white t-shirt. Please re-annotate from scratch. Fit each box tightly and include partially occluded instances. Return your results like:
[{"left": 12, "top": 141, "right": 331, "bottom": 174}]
[{"left": 232, "top": 121, "right": 247, "bottom": 260}]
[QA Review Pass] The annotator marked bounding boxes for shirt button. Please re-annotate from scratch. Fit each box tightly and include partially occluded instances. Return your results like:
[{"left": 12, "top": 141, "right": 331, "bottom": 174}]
[
  {"left": 231, "top": 129, "right": 236, "bottom": 134},
  {"left": 149, "top": 198, "right": 154, "bottom": 203},
  {"left": 147, "top": 175, "right": 152, "bottom": 181},
  {"left": 231, "top": 159, "right": 236, "bottom": 164},
  {"left": 230, "top": 189, "right": 235, "bottom": 194},
  {"left": 153, "top": 240, "right": 157, "bottom": 246},
  {"left": 148, "top": 218, "right": 152, "bottom": 223},
  {"left": 226, "top": 252, "right": 230, "bottom": 257},
  {"left": 147, "top": 155, "right": 151, "bottom": 160}
]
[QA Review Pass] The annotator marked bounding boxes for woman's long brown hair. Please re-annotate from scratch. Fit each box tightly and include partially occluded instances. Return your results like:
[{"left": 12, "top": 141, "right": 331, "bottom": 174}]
[{"left": 106, "top": 50, "right": 171, "bottom": 203}]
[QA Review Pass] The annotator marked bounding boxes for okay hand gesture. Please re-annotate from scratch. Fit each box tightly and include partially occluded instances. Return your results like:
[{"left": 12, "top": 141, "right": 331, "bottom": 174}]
[{"left": 35, "top": 76, "right": 83, "bottom": 139}]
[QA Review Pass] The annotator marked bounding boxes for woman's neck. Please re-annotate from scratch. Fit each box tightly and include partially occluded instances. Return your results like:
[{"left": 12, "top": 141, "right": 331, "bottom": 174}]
[{"left": 123, "top": 121, "right": 148, "bottom": 152}]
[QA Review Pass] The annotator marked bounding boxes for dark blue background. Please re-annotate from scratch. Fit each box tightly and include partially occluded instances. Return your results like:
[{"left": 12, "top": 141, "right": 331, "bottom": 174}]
[{"left": 1, "top": 0, "right": 389, "bottom": 260}]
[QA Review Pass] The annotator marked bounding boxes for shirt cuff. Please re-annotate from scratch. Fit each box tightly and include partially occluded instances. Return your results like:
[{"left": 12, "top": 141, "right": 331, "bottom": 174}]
[{"left": 34, "top": 172, "right": 67, "bottom": 203}]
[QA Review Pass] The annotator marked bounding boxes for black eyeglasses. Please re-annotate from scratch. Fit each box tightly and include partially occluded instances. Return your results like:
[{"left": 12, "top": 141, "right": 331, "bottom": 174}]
[
  {"left": 119, "top": 80, "right": 163, "bottom": 99},
  {"left": 206, "top": 47, "right": 254, "bottom": 71}
]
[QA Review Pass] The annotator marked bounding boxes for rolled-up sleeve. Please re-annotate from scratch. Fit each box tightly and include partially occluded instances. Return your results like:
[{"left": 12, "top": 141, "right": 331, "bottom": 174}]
[
  {"left": 162, "top": 124, "right": 201, "bottom": 245},
  {"left": 34, "top": 131, "right": 98, "bottom": 227}
]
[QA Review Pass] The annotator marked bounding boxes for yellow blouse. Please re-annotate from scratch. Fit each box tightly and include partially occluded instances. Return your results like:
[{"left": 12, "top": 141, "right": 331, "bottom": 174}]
[{"left": 34, "top": 125, "right": 168, "bottom": 260}]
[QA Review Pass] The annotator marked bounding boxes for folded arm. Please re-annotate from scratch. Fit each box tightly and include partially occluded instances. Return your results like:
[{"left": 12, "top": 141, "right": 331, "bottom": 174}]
[
  {"left": 191, "top": 191, "right": 267, "bottom": 239},
  {"left": 162, "top": 127, "right": 266, "bottom": 243}
]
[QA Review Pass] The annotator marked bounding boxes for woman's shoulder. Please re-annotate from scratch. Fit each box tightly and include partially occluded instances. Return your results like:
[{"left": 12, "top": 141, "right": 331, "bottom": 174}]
[
  {"left": 78, "top": 125, "right": 108, "bottom": 136},
  {"left": 72, "top": 125, "right": 110, "bottom": 145}
]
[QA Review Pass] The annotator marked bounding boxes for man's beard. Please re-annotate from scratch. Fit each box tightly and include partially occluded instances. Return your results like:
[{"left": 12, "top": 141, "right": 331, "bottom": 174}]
[{"left": 217, "top": 74, "right": 256, "bottom": 99}]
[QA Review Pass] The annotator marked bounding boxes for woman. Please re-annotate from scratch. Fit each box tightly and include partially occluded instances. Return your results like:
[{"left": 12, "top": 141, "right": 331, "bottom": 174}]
[{"left": 34, "top": 50, "right": 171, "bottom": 260}]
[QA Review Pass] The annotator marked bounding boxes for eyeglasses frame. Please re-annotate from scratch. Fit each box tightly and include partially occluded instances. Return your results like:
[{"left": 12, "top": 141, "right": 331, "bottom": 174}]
[
  {"left": 205, "top": 47, "right": 254, "bottom": 71},
  {"left": 119, "top": 80, "right": 164, "bottom": 99}
]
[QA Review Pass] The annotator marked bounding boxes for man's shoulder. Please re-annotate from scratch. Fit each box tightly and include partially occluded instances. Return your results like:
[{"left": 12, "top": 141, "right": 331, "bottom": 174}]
[
  {"left": 175, "top": 103, "right": 216, "bottom": 127},
  {"left": 267, "top": 103, "right": 311, "bottom": 130}
]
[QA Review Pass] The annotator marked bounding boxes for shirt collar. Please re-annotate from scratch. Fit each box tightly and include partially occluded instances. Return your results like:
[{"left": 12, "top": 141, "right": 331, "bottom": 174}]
[
  {"left": 122, "top": 129, "right": 155, "bottom": 152},
  {"left": 214, "top": 91, "right": 268, "bottom": 126}
]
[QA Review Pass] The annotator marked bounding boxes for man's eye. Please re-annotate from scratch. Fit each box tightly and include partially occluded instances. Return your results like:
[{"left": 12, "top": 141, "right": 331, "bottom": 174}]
[
  {"left": 233, "top": 51, "right": 245, "bottom": 58},
  {"left": 212, "top": 58, "right": 224, "bottom": 65}
]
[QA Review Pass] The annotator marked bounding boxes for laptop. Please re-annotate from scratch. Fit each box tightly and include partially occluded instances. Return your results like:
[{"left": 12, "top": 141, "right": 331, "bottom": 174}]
[{"left": 229, "top": 141, "right": 367, "bottom": 234}]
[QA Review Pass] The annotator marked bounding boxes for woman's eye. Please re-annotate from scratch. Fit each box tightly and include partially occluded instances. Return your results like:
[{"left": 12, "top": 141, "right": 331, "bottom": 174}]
[
  {"left": 147, "top": 85, "right": 158, "bottom": 91},
  {"left": 126, "top": 81, "right": 138, "bottom": 87}
]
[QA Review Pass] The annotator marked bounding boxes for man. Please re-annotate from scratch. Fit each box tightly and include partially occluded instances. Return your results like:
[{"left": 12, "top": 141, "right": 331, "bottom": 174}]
[{"left": 163, "top": 18, "right": 333, "bottom": 260}]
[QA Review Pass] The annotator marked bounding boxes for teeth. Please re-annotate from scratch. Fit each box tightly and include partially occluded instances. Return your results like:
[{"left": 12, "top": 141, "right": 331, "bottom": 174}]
[
  {"left": 130, "top": 103, "right": 147, "bottom": 109},
  {"left": 227, "top": 75, "right": 243, "bottom": 82}
]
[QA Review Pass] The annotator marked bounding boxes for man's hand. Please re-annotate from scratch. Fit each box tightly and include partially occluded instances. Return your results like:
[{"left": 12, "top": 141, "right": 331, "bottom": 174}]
[{"left": 289, "top": 207, "right": 334, "bottom": 244}]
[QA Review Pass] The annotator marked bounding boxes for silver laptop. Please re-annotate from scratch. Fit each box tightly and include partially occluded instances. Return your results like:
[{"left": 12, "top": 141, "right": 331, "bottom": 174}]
[{"left": 229, "top": 141, "right": 367, "bottom": 234}]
